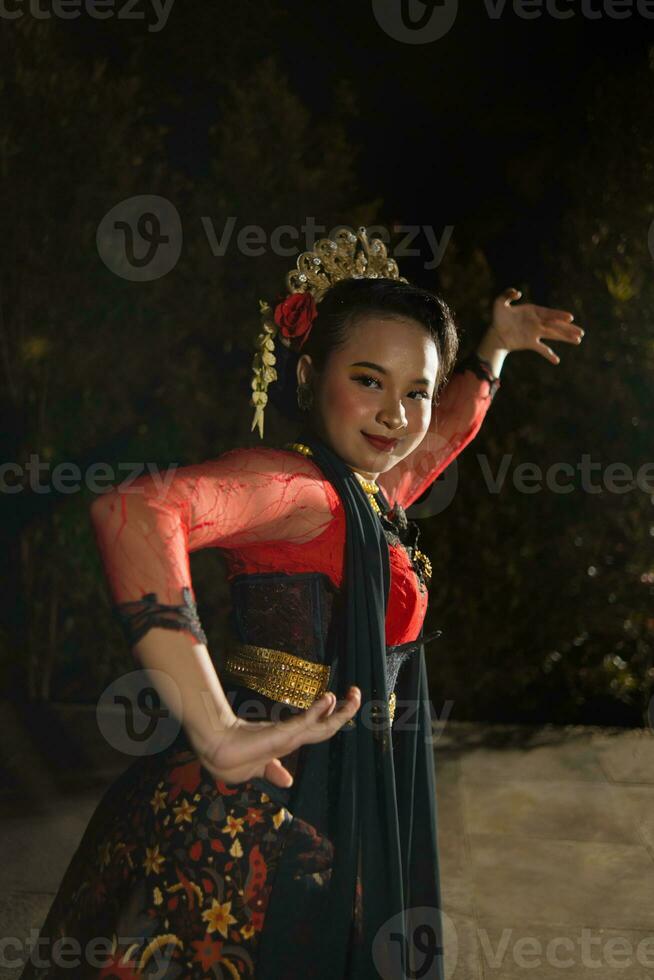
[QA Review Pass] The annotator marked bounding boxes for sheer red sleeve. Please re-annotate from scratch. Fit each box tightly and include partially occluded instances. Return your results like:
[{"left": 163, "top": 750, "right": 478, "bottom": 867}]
[
  {"left": 377, "top": 354, "right": 501, "bottom": 509},
  {"left": 89, "top": 447, "right": 336, "bottom": 647}
]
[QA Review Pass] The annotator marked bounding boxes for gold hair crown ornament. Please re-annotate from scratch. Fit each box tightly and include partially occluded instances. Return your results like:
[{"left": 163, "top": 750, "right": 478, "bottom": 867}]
[{"left": 249, "top": 225, "right": 409, "bottom": 439}]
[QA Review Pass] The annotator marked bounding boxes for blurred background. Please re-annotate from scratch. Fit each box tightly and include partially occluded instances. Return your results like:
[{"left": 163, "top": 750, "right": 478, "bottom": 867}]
[{"left": 1, "top": 0, "right": 653, "bottom": 730}]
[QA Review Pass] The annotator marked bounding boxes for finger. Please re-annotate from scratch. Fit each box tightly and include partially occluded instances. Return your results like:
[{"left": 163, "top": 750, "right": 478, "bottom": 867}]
[
  {"left": 534, "top": 305, "right": 575, "bottom": 322},
  {"left": 297, "top": 688, "right": 361, "bottom": 742},
  {"left": 263, "top": 756, "right": 295, "bottom": 788},
  {"left": 500, "top": 287, "right": 522, "bottom": 306},
  {"left": 539, "top": 322, "right": 584, "bottom": 344},
  {"left": 535, "top": 339, "right": 560, "bottom": 364},
  {"left": 321, "top": 691, "right": 337, "bottom": 717},
  {"left": 226, "top": 690, "right": 352, "bottom": 770},
  {"left": 212, "top": 695, "right": 335, "bottom": 772},
  {"left": 272, "top": 687, "right": 362, "bottom": 755},
  {"left": 227, "top": 689, "right": 360, "bottom": 771}
]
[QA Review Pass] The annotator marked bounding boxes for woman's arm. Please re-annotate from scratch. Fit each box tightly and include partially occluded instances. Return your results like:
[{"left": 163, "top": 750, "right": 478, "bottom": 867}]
[
  {"left": 89, "top": 447, "right": 338, "bottom": 773},
  {"left": 376, "top": 358, "right": 499, "bottom": 509},
  {"left": 132, "top": 627, "right": 239, "bottom": 749},
  {"left": 474, "top": 328, "right": 509, "bottom": 380},
  {"left": 377, "top": 288, "right": 584, "bottom": 510},
  {"left": 89, "top": 446, "right": 335, "bottom": 607},
  {"left": 123, "top": 622, "right": 360, "bottom": 788}
]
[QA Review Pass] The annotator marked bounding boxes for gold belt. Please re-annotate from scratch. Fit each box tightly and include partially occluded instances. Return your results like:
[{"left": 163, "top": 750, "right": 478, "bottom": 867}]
[{"left": 222, "top": 642, "right": 397, "bottom": 723}]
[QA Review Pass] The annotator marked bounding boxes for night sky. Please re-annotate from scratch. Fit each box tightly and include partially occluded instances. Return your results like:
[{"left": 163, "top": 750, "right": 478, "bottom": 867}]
[{"left": 62, "top": 0, "right": 654, "bottom": 294}]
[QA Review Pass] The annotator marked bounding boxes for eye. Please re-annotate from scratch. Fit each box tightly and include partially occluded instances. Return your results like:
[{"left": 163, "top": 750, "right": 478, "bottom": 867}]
[
  {"left": 352, "top": 374, "right": 382, "bottom": 389},
  {"left": 352, "top": 375, "right": 431, "bottom": 400}
]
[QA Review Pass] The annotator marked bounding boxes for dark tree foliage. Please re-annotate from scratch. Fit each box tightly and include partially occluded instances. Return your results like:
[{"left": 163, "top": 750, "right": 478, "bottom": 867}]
[
  {"left": 1, "top": 16, "right": 651, "bottom": 728},
  {"left": 423, "top": 57, "right": 654, "bottom": 726},
  {"left": 0, "top": 19, "right": 375, "bottom": 700}
]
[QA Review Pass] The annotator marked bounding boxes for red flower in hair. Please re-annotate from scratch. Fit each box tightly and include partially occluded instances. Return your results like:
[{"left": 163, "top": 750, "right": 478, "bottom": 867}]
[{"left": 274, "top": 292, "right": 318, "bottom": 348}]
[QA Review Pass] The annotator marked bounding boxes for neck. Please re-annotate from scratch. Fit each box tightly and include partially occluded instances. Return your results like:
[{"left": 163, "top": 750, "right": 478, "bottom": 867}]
[
  {"left": 296, "top": 424, "right": 381, "bottom": 482},
  {"left": 348, "top": 465, "right": 380, "bottom": 483}
]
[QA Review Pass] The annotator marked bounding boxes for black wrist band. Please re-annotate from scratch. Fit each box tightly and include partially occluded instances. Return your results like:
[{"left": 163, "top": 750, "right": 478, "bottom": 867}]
[{"left": 113, "top": 586, "right": 208, "bottom": 648}]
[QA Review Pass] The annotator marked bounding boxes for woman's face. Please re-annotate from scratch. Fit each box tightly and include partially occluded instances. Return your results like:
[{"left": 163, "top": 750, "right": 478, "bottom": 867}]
[{"left": 297, "top": 314, "right": 439, "bottom": 480}]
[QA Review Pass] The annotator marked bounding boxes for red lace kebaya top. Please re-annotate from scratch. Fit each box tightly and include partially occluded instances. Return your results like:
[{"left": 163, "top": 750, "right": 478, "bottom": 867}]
[{"left": 90, "top": 361, "right": 499, "bottom": 649}]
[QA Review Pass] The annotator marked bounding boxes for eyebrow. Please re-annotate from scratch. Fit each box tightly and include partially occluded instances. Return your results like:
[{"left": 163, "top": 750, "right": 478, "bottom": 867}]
[{"left": 349, "top": 361, "right": 433, "bottom": 386}]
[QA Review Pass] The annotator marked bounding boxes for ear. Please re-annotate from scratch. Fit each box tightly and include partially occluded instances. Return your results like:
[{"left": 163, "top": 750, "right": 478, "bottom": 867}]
[{"left": 296, "top": 353, "right": 313, "bottom": 387}]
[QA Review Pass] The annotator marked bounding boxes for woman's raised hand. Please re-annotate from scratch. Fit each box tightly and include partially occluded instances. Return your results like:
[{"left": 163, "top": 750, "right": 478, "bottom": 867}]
[
  {"left": 489, "top": 287, "right": 585, "bottom": 364},
  {"left": 195, "top": 686, "right": 362, "bottom": 789}
]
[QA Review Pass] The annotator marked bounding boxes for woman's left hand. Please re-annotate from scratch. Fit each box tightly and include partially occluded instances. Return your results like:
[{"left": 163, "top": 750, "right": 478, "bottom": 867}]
[{"left": 488, "top": 287, "right": 584, "bottom": 365}]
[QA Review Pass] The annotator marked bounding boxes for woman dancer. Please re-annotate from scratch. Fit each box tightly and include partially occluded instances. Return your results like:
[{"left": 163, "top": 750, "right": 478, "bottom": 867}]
[{"left": 20, "top": 228, "right": 583, "bottom": 979}]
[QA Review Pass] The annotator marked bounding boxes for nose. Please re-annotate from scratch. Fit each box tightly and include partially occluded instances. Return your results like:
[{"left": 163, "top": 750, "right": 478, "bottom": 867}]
[{"left": 377, "top": 392, "right": 408, "bottom": 432}]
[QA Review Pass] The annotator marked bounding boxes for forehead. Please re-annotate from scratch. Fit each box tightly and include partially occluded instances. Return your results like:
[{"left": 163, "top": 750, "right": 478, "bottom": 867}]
[{"left": 336, "top": 314, "right": 438, "bottom": 374}]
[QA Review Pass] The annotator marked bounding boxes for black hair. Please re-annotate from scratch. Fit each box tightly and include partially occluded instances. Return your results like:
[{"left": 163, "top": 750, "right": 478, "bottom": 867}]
[{"left": 268, "top": 277, "right": 459, "bottom": 423}]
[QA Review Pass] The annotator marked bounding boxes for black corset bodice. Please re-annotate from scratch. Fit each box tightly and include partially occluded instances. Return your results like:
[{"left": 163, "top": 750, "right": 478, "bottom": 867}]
[
  {"left": 221, "top": 570, "right": 441, "bottom": 716},
  {"left": 228, "top": 571, "right": 340, "bottom": 665}
]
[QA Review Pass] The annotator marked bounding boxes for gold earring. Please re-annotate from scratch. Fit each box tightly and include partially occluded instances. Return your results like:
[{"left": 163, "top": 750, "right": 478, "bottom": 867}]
[{"left": 296, "top": 382, "right": 314, "bottom": 412}]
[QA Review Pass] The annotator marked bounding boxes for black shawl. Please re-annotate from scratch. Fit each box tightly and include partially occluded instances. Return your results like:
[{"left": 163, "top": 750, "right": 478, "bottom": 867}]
[{"left": 255, "top": 430, "right": 445, "bottom": 979}]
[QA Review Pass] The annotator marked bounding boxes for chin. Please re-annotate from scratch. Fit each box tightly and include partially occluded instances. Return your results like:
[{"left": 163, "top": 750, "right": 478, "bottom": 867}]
[
  {"left": 356, "top": 450, "right": 399, "bottom": 476},
  {"left": 369, "top": 456, "right": 399, "bottom": 475}
]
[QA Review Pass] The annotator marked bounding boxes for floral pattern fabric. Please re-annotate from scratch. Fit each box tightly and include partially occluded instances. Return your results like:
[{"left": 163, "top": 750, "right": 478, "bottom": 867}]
[{"left": 19, "top": 740, "right": 334, "bottom": 979}]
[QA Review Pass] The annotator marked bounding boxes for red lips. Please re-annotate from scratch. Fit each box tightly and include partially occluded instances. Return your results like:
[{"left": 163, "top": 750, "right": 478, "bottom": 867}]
[{"left": 362, "top": 432, "right": 398, "bottom": 450}]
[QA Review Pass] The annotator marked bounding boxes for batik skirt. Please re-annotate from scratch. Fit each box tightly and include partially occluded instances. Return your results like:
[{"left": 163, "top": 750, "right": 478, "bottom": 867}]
[{"left": 18, "top": 732, "right": 353, "bottom": 979}]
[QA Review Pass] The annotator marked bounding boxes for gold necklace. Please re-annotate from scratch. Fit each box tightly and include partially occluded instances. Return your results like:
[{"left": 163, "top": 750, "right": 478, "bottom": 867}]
[
  {"left": 284, "top": 442, "right": 382, "bottom": 514},
  {"left": 285, "top": 441, "right": 431, "bottom": 585}
]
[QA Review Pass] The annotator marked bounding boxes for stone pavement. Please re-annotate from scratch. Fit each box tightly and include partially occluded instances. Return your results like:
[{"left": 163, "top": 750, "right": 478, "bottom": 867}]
[
  {"left": 434, "top": 720, "right": 654, "bottom": 979},
  {"left": 1, "top": 702, "right": 653, "bottom": 978}
]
